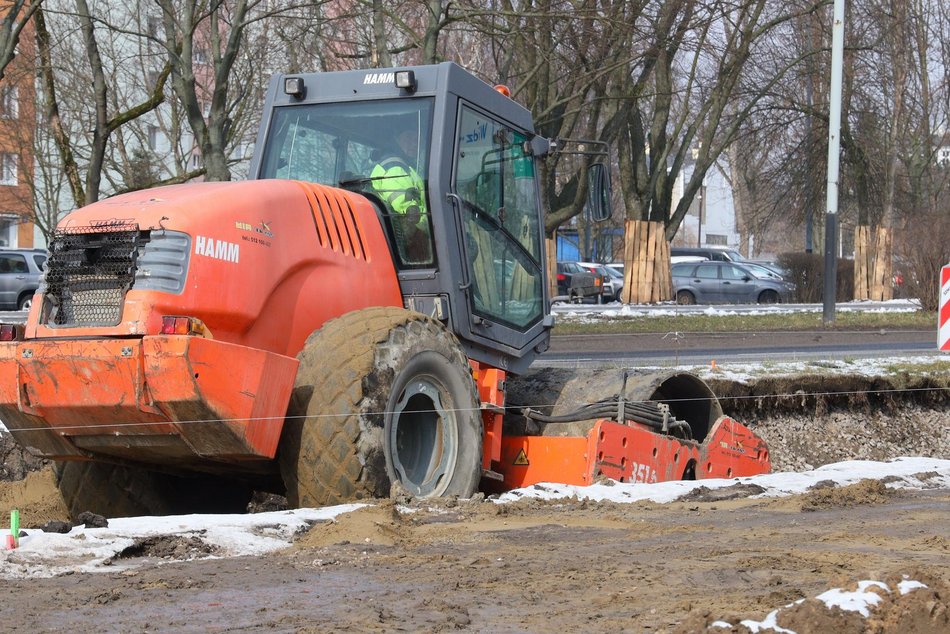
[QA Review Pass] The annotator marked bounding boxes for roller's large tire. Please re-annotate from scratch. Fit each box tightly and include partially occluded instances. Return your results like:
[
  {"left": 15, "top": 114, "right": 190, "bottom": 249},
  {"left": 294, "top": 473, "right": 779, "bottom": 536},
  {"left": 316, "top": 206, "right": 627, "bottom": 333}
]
[
  {"left": 55, "top": 461, "right": 253, "bottom": 521},
  {"left": 278, "top": 307, "right": 482, "bottom": 508}
]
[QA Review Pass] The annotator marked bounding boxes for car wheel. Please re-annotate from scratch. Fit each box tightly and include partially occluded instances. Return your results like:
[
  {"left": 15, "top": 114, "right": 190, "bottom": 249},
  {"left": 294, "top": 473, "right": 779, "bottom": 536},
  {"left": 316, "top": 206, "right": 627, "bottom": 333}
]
[
  {"left": 676, "top": 290, "right": 696, "bottom": 305},
  {"left": 17, "top": 293, "right": 33, "bottom": 311},
  {"left": 758, "top": 289, "right": 779, "bottom": 304}
]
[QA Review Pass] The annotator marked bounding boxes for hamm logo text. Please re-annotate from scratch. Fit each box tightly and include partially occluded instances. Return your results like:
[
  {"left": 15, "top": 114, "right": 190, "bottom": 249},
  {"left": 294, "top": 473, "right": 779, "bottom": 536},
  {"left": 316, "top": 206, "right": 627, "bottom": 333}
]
[{"left": 194, "top": 236, "right": 239, "bottom": 263}]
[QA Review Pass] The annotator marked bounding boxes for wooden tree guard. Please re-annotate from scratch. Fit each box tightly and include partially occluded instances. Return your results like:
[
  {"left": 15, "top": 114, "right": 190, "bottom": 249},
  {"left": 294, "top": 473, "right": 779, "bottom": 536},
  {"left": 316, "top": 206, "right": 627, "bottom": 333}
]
[
  {"left": 854, "top": 226, "right": 893, "bottom": 301},
  {"left": 545, "top": 237, "right": 557, "bottom": 300},
  {"left": 621, "top": 220, "right": 672, "bottom": 304}
]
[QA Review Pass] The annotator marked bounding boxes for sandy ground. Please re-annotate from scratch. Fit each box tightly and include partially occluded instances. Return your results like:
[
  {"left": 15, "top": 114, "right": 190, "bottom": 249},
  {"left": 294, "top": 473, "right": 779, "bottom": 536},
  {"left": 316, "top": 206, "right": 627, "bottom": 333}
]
[
  {"left": 0, "top": 484, "right": 947, "bottom": 632},
  {"left": 1, "top": 369, "right": 948, "bottom": 632}
]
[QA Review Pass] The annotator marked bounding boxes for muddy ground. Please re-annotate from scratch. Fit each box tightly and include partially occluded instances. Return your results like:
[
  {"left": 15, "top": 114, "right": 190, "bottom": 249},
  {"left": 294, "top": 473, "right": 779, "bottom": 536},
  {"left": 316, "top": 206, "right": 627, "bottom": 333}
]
[{"left": 1, "top": 372, "right": 949, "bottom": 632}]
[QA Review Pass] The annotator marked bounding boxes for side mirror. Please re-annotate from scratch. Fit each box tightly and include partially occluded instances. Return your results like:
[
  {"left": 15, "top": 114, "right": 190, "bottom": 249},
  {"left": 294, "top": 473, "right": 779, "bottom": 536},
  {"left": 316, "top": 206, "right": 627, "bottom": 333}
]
[
  {"left": 587, "top": 163, "right": 612, "bottom": 222},
  {"left": 524, "top": 136, "right": 552, "bottom": 157}
]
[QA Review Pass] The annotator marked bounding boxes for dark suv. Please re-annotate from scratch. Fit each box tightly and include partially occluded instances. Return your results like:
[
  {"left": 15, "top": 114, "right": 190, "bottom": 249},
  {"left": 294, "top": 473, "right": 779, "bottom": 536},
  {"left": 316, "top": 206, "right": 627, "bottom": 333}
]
[
  {"left": 556, "top": 261, "right": 602, "bottom": 303},
  {"left": 0, "top": 248, "right": 47, "bottom": 310}
]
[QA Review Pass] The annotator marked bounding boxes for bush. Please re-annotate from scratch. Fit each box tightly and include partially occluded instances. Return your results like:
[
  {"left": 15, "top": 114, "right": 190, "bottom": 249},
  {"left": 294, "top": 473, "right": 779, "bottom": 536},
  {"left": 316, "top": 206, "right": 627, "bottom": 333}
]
[
  {"left": 895, "top": 211, "right": 950, "bottom": 312},
  {"left": 777, "top": 252, "right": 854, "bottom": 303}
]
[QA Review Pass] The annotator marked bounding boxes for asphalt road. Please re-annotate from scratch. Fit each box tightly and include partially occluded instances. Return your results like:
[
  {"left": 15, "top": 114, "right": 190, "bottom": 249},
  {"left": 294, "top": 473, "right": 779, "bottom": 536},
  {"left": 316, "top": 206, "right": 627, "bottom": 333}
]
[
  {"left": 541, "top": 328, "right": 939, "bottom": 367},
  {"left": 3, "top": 305, "right": 940, "bottom": 366}
]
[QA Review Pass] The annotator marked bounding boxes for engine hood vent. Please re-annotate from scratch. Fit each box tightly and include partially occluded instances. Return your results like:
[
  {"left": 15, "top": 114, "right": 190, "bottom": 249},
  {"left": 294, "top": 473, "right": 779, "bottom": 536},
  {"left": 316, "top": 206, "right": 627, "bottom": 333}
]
[{"left": 42, "top": 224, "right": 150, "bottom": 327}]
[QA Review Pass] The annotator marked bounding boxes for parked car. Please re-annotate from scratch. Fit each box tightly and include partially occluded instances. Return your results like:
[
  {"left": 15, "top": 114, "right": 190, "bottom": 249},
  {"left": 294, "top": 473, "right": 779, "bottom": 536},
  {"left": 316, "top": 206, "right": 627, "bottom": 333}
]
[
  {"left": 671, "top": 261, "right": 793, "bottom": 305},
  {"left": 748, "top": 259, "right": 788, "bottom": 278},
  {"left": 0, "top": 248, "right": 46, "bottom": 310},
  {"left": 741, "top": 261, "right": 788, "bottom": 282},
  {"left": 577, "top": 261, "right": 622, "bottom": 301},
  {"left": 671, "top": 246, "right": 747, "bottom": 263},
  {"left": 670, "top": 255, "right": 708, "bottom": 265},
  {"left": 556, "top": 261, "right": 602, "bottom": 303}
]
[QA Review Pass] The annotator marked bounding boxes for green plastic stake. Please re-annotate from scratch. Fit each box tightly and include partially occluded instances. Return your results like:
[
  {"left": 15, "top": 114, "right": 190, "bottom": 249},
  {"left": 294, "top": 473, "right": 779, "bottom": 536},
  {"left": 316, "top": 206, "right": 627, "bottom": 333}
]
[{"left": 10, "top": 509, "right": 19, "bottom": 548}]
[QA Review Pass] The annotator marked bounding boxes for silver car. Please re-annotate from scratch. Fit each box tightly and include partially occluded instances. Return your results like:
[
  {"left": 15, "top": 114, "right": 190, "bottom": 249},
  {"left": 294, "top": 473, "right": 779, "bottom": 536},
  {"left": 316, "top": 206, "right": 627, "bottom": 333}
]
[
  {"left": 0, "top": 248, "right": 46, "bottom": 310},
  {"left": 672, "top": 261, "right": 793, "bottom": 305}
]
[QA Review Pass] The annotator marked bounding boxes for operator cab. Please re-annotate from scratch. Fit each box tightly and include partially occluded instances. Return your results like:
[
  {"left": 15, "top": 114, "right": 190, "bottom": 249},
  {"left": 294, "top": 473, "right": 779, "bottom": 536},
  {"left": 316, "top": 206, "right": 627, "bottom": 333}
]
[{"left": 250, "top": 63, "right": 551, "bottom": 373}]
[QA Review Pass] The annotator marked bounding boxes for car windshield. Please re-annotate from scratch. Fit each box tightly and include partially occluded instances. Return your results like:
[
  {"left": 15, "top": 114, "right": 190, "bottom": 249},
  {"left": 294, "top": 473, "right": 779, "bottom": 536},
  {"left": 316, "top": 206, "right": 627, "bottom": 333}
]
[{"left": 743, "top": 263, "right": 779, "bottom": 279}]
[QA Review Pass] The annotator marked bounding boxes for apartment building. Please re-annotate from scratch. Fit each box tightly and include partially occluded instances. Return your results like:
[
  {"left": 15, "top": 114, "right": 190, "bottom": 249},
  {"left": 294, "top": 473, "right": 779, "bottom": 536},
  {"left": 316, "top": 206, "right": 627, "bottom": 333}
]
[{"left": 0, "top": 16, "right": 34, "bottom": 247}]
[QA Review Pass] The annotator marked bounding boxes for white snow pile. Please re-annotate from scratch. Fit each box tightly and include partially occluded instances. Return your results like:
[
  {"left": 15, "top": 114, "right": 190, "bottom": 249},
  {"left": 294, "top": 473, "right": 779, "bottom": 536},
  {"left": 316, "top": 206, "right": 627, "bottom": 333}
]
[
  {"left": 1, "top": 457, "right": 947, "bottom": 580},
  {"left": 0, "top": 504, "right": 363, "bottom": 579},
  {"left": 712, "top": 576, "right": 930, "bottom": 633},
  {"left": 494, "top": 457, "right": 950, "bottom": 505}
]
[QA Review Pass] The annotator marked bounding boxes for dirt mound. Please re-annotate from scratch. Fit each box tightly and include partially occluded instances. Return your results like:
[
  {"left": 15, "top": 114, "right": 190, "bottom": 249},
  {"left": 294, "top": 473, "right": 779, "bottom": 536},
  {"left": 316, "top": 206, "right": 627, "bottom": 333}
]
[
  {"left": 0, "top": 431, "right": 47, "bottom": 481},
  {"left": 0, "top": 467, "right": 69, "bottom": 527},
  {"left": 869, "top": 570, "right": 950, "bottom": 633},
  {"left": 800, "top": 479, "right": 895, "bottom": 511},
  {"left": 677, "top": 483, "right": 766, "bottom": 503},
  {"left": 679, "top": 568, "right": 950, "bottom": 633},
  {"left": 293, "top": 501, "right": 408, "bottom": 549},
  {"left": 111, "top": 534, "right": 218, "bottom": 561}
]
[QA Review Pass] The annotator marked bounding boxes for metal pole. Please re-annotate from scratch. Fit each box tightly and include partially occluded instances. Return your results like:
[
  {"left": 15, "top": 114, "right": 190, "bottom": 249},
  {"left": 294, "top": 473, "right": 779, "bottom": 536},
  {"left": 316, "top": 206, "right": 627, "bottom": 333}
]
[{"left": 823, "top": 0, "right": 846, "bottom": 324}]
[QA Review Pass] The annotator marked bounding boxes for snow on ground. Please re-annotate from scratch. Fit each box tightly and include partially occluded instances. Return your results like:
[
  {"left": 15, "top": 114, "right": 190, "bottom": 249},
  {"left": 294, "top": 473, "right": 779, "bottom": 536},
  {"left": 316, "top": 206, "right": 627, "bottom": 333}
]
[
  {"left": 551, "top": 299, "right": 921, "bottom": 322},
  {"left": 0, "top": 504, "right": 363, "bottom": 579},
  {"left": 690, "top": 354, "right": 947, "bottom": 383},
  {"left": 495, "top": 456, "right": 950, "bottom": 504},
  {"left": 717, "top": 576, "right": 930, "bottom": 633},
  {"left": 1, "top": 458, "right": 947, "bottom": 580}
]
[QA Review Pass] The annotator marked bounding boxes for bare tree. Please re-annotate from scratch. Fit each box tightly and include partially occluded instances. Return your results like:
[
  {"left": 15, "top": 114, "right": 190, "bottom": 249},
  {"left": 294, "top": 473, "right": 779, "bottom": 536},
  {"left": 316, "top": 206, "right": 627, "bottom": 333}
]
[
  {"left": 0, "top": 0, "right": 43, "bottom": 81},
  {"left": 35, "top": 2, "right": 171, "bottom": 207}
]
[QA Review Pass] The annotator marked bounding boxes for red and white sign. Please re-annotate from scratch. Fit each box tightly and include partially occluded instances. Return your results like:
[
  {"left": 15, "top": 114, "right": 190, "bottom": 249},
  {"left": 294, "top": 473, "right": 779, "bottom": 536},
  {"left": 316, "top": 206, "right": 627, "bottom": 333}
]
[{"left": 940, "top": 265, "right": 950, "bottom": 351}]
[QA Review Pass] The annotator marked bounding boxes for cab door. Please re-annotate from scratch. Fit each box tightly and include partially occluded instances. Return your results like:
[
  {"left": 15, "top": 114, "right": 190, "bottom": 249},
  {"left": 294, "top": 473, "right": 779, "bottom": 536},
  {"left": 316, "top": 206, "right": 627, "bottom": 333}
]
[
  {"left": 451, "top": 104, "right": 545, "bottom": 336},
  {"left": 720, "top": 263, "right": 756, "bottom": 303}
]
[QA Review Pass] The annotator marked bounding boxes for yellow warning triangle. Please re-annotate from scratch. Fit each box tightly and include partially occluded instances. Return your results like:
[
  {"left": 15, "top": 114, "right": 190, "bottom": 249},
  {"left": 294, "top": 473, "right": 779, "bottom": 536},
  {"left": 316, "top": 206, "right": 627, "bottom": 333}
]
[{"left": 513, "top": 449, "right": 529, "bottom": 466}]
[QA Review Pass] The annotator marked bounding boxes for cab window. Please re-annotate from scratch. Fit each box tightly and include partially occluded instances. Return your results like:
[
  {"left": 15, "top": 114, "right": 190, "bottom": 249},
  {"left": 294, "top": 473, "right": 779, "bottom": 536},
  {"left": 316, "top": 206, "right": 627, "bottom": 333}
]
[{"left": 259, "top": 99, "right": 436, "bottom": 268}]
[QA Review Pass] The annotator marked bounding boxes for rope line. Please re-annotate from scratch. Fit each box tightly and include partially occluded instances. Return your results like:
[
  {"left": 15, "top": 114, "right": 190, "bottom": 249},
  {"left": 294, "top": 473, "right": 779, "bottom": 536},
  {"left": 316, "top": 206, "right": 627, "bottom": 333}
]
[{"left": 1, "top": 385, "right": 947, "bottom": 435}]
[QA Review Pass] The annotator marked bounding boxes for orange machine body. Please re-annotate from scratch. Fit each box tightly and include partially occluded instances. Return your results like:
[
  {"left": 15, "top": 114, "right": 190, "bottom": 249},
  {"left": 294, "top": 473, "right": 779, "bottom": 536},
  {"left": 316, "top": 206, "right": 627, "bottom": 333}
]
[
  {"left": 472, "top": 366, "right": 772, "bottom": 492},
  {"left": 27, "top": 180, "right": 403, "bottom": 357},
  {"left": 496, "top": 417, "right": 772, "bottom": 491},
  {"left": 0, "top": 180, "right": 402, "bottom": 471}
]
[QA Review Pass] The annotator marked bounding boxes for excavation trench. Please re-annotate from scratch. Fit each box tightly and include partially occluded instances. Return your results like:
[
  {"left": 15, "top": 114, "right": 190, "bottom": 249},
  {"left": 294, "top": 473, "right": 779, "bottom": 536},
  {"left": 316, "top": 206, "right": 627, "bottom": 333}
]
[{"left": 1, "top": 370, "right": 948, "bottom": 522}]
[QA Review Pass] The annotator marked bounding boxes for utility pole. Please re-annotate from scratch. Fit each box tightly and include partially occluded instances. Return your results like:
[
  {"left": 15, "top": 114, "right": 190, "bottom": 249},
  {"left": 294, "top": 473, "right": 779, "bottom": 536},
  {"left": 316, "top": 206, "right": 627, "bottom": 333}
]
[
  {"left": 805, "top": 71, "right": 814, "bottom": 253},
  {"left": 823, "top": 0, "right": 846, "bottom": 324}
]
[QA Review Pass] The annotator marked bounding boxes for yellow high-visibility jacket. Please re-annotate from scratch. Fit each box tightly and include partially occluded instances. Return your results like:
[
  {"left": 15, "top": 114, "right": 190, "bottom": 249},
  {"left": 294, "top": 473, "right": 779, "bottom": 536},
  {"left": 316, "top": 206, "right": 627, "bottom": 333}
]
[{"left": 370, "top": 156, "right": 427, "bottom": 226}]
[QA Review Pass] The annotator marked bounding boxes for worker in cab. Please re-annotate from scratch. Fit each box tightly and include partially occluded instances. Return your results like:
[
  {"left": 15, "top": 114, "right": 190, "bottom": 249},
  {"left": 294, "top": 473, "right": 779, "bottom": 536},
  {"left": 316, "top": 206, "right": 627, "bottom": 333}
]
[{"left": 370, "top": 128, "right": 433, "bottom": 265}]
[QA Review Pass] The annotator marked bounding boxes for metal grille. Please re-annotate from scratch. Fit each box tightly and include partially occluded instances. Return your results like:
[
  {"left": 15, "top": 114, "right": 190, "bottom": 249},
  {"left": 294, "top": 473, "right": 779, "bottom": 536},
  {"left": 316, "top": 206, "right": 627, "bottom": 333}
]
[{"left": 43, "top": 225, "right": 149, "bottom": 327}]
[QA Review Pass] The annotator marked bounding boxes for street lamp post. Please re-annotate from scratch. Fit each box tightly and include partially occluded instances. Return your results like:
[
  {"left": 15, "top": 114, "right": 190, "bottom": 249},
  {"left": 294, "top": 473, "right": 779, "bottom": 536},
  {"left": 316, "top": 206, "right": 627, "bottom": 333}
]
[{"left": 823, "top": 0, "right": 846, "bottom": 324}]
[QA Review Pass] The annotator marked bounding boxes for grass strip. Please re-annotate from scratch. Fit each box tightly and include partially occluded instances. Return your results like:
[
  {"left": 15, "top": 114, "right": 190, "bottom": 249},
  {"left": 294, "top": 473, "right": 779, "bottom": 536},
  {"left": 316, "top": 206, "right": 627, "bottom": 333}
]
[{"left": 553, "top": 310, "right": 936, "bottom": 335}]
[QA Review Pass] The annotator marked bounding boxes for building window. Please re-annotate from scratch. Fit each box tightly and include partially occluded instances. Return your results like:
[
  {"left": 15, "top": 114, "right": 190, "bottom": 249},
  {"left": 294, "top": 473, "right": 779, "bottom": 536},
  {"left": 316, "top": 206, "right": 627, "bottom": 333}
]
[
  {"left": 147, "top": 71, "right": 160, "bottom": 92},
  {"left": 147, "top": 125, "right": 160, "bottom": 151},
  {"left": 0, "top": 214, "right": 17, "bottom": 247},
  {"left": 938, "top": 148, "right": 950, "bottom": 166},
  {"left": 0, "top": 86, "right": 18, "bottom": 119},
  {"left": 193, "top": 48, "right": 209, "bottom": 64},
  {"left": 0, "top": 154, "right": 17, "bottom": 186},
  {"left": 706, "top": 234, "right": 728, "bottom": 246},
  {"left": 191, "top": 153, "right": 202, "bottom": 170},
  {"left": 147, "top": 16, "right": 162, "bottom": 40}
]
